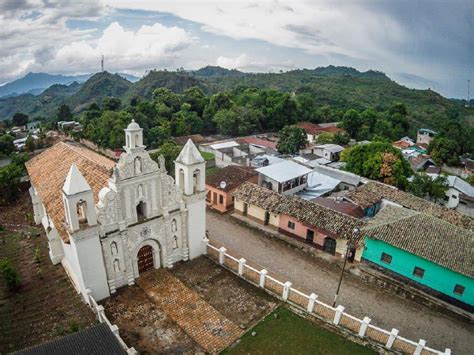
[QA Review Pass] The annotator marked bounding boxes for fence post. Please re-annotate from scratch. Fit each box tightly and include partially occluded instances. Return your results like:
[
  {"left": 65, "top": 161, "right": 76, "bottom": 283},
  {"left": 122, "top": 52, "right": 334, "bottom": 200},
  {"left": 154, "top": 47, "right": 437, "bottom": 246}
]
[
  {"left": 110, "top": 324, "right": 120, "bottom": 337},
  {"left": 259, "top": 269, "right": 267, "bottom": 288},
  {"left": 307, "top": 293, "right": 318, "bottom": 313},
  {"left": 96, "top": 305, "right": 105, "bottom": 322},
  {"left": 386, "top": 328, "right": 399, "bottom": 349},
  {"left": 358, "top": 317, "right": 371, "bottom": 337},
  {"left": 85, "top": 288, "right": 92, "bottom": 306},
  {"left": 333, "top": 305, "right": 345, "bottom": 325},
  {"left": 238, "top": 258, "right": 246, "bottom": 275},
  {"left": 218, "top": 247, "right": 227, "bottom": 264},
  {"left": 414, "top": 339, "right": 426, "bottom": 355},
  {"left": 201, "top": 237, "right": 209, "bottom": 254},
  {"left": 282, "top": 281, "right": 292, "bottom": 300}
]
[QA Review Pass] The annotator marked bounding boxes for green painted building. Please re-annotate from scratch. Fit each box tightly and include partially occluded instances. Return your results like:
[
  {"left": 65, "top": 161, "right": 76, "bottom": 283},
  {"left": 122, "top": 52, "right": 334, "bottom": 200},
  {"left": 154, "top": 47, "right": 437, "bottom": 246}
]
[{"left": 362, "top": 206, "right": 473, "bottom": 312}]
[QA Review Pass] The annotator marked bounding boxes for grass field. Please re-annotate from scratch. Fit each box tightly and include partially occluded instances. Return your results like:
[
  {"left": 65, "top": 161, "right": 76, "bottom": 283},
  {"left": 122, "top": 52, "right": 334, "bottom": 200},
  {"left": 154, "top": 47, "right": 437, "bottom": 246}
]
[{"left": 223, "top": 307, "right": 376, "bottom": 355}]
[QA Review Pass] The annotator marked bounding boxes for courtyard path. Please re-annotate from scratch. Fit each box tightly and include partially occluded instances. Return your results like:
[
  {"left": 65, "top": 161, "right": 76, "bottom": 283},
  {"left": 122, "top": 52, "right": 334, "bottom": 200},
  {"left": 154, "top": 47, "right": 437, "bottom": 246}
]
[
  {"left": 206, "top": 212, "right": 474, "bottom": 355},
  {"left": 136, "top": 268, "right": 243, "bottom": 353}
]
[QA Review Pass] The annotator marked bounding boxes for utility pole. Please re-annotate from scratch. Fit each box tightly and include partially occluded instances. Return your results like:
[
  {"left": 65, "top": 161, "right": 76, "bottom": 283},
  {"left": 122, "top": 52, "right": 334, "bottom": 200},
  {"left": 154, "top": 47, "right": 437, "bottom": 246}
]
[
  {"left": 333, "top": 227, "right": 359, "bottom": 307},
  {"left": 101, "top": 55, "right": 104, "bottom": 72}
]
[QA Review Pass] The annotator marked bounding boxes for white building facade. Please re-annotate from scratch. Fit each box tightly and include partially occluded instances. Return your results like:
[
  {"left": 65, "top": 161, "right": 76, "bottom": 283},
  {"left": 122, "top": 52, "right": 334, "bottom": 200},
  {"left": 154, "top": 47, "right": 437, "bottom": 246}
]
[{"left": 27, "top": 121, "right": 207, "bottom": 301}]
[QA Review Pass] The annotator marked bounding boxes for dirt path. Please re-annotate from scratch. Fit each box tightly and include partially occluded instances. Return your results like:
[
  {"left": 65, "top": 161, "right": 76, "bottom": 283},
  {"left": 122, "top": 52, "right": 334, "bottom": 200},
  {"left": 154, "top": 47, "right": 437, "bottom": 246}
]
[
  {"left": 206, "top": 212, "right": 474, "bottom": 355},
  {"left": 136, "top": 268, "right": 244, "bottom": 353}
]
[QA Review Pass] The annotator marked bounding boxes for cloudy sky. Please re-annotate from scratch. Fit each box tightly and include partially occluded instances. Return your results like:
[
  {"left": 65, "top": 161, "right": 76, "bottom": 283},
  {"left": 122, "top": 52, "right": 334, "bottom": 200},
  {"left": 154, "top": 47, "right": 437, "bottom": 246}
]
[{"left": 1, "top": 0, "right": 472, "bottom": 98}]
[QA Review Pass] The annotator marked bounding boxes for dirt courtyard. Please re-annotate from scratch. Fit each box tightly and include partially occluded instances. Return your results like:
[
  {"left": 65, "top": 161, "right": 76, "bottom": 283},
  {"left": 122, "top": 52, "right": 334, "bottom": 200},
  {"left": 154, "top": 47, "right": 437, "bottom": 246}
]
[{"left": 103, "top": 257, "right": 277, "bottom": 353}]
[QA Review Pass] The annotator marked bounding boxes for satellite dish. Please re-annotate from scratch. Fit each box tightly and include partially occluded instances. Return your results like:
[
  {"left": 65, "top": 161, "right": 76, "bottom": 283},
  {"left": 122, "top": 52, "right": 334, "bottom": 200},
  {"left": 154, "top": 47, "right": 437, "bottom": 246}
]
[{"left": 220, "top": 181, "right": 227, "bottom": 189}]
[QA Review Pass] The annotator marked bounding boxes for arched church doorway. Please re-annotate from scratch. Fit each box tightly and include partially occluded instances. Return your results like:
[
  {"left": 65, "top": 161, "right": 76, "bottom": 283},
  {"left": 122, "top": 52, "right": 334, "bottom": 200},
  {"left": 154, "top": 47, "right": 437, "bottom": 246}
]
[{"left": 137, "top": 245, "right": 154, "bottom": 274}]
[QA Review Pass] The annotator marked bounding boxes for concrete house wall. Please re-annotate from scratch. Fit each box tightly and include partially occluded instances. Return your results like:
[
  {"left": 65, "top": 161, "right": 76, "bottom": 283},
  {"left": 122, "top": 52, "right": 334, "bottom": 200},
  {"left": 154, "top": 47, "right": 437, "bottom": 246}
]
[{"left": 362, "top": 237, "right": 474, "bottom": 310}]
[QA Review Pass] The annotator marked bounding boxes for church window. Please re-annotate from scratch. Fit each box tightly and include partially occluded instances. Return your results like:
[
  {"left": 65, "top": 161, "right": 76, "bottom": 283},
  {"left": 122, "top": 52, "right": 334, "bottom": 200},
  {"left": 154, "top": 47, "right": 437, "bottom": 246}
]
[
  {"left": 134, "top": 157, "right": 142, "bottom": 174},
  {"left": 111, "top": 241, "right": 118, "bottom": 255},
  {"left": 76, "top": 200, "right": 87, "bottom": 224},
  {"left": 113, "top": 259, "right": 121, "bottom": 272},
  {"left": 171, "top": 219, "right": 177, "bottom": 232},
  {"left": 172, "top": 235, "right": 179, "bottom": 249},
  {"left": 136, "top": 201, "right": 146, "bottom": 221},
  {"left": 193, "top": 170, "right": 200, "bottom": 193}
]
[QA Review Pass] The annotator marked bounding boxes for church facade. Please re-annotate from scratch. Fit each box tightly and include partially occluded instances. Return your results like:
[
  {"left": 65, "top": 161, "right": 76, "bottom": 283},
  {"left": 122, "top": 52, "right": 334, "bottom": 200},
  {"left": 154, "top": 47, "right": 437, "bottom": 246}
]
[{"left": 26, "top": 120, "right": 207, "bottom": 301}]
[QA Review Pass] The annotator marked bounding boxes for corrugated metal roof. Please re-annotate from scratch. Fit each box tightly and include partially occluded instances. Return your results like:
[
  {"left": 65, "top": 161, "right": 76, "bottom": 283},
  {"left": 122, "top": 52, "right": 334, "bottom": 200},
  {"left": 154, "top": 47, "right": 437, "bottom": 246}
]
[
  {"left": 14, "top": 323, "right": 126, "bottom": 355},
  {"left": 255, "top": 160, "right": 312, "bottom": 183}
]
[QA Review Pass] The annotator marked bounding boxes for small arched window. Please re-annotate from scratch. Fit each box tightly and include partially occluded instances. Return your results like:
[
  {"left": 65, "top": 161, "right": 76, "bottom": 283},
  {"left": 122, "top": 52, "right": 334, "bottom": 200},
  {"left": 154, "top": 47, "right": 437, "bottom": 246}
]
[
  {"left": 110, "top": 241, "right": 118, "bottom": 255},
  {"left": 137, "top": 184, "right": 143, "bottom": 198},
  {"left": 76, "top": 199, "right": 87, "bottom": 224},
  {"left": 113, "top": 259, "right": 121, "bottom": 272},
  {"left": 171, "top": 219, "right": 177, "bottom": 232},
  {"left": 134, "top": 157, "right": 142, "bottom": 174},
  {"left": 172, "top": 235, "right": 179, "bottom": 249}
]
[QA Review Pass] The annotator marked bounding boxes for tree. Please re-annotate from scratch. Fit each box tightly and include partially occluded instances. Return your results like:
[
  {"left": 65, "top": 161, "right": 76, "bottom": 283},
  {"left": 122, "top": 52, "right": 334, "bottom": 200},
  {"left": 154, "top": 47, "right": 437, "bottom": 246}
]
[
  {"left": 0, "top": 134, "right": 15, "bottom": 157},
  {"left": 316, "top": 132, "right": 335, "bottom": 144},
  {"left": 344, "top": 142, "right": 412, "bottom": 187},
  {"left": 213, "top": 109, "right": 238, "bottom": 136},
  {"left": 150, "top": 142, "right": 181, "bottom": 175},
  {"left": 408, "top": 173, "right": 448, "bottom": 202},
  {"left": 0, "top": 258, "right": 21, "bottom": 291},
  {"left": 341, "top": 109, "right": 362, "bottom": 139},
  {"left": 276, "top": 126, "right": 308, "bottom": 154},
  {"left": 25, "top": 136, "right": 36, "bottom": 152},
  {"left": 102, "top": 97, "right": 122, "bottom": 111},
  {"left": 12, "top": 112, "right": 28, "bottom": 127},
  {"left": 333, "top": 132, "right": 350, "bottom": 145},
  {"left": 57, "top": 104, "right": 73, "bottom": 122},
  {"left": 0, "top": 163, "right": 23, "bottom": 205},
  {"left": 428, "top": 137, "right": 460, "bottom": 166}
]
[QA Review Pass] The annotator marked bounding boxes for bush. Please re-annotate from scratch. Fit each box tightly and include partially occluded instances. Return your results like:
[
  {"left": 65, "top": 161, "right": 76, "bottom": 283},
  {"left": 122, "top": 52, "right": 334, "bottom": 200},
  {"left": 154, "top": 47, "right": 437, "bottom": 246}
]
[{"left": 0, "top": 258, "right": 21, "bottom": 291}]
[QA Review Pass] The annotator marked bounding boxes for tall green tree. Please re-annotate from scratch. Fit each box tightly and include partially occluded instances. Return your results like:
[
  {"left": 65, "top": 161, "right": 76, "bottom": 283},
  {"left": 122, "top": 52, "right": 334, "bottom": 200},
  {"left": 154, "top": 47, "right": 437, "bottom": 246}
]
[
  {"left": 344, "top": 142, "right": 412, "bottom": 187},
  {"left": 408, "top": 173, "right": 448, "bottom": 202},
  {"left": 0, "top": 134, "right": 15, "bottom": 157},
  {"left": 276, "top": 126, "right": 308, "bottom": 154},
  {"left": 150, "top": 142, "right": 181, "bottom": 175},
  {"left": 428, "top": 137, "right": 460, "bottom": 166},
  {"left": 57, "top": 104, "right": 73, "bottom": 122},
  {"left": 12, "top": 112, "right": 28, "bottom": 127}
]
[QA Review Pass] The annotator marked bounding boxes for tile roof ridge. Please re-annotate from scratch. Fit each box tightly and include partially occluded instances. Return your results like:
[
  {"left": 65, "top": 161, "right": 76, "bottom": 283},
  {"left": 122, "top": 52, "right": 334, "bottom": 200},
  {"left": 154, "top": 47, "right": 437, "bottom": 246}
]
[
  {"left": 364, "top": 206, "right": 420, "bottom": 230},
  {"left": 63, "top": 141, "right": 115, "bottom": 169}
]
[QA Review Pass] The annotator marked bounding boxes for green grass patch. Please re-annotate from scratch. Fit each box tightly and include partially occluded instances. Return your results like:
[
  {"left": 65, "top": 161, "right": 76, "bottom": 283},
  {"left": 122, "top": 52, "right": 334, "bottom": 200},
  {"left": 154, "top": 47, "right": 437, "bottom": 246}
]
[
  {"left": 201, "top": 151, "right": 215, "bottom": 161},
  {"left": 223, "top": 307, "right": 376, "bottom": 355},
  {"left": 206, "top": 166, "right": 222, "bottom": 177}
]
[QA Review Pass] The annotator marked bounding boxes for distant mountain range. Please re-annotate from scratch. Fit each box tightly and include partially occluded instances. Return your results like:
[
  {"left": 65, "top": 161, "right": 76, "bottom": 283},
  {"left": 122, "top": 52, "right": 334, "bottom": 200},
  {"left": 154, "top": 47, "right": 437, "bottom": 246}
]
[
  {"left": 0, "top": 66, "right": 471, "bottom": 134},
  {"left": 0, "top": 72, "right": 139, "bottom": 98}
]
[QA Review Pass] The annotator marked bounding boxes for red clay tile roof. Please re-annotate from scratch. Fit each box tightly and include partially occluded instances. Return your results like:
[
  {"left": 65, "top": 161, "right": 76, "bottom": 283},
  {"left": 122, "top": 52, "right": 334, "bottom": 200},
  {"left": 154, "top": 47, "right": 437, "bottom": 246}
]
[
  {"left": 364, "top": 205, "right": 473, "bottom": 277},
  {"left": 174, "top": 134, "right": 208, "bottom": 145},
  {"left": 26, "top": 142, "right": 115, "bottom": 243},
  {"left": 392, "top": 140, "right": 412, "bottom": 149},
  {"left": 345, "top": 182, "right": 474, "bottom": 230},
  {"left": 233, "top": 182, "right": 364, "bottom": 241},
  {"left": 313, "top": 197, "right": 364, "bottom": 218},
  {"left": 237, "top": 137, "right": 278, "bottom": 150},
  {"left": 295, "top": 122, "right": 344, "bottom": 135},
  {"left": 206, "top": 166, "right": 257, "bottom": 192}
]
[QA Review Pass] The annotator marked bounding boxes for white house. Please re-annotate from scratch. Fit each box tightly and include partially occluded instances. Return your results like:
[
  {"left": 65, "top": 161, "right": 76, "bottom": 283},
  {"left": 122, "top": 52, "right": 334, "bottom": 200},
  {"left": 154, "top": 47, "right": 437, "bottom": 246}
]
[
  {"left": 256, "top": 160, "right": 311, "bottom": 195},
  {"left": 26, "top": 120, "right": 207, "bottom": 302},
  {"left": 313, "top": 144, "right": 344, "bottom": 162},
  {"left": 427, "top": 173, "right": 474, "bottom": 217}
]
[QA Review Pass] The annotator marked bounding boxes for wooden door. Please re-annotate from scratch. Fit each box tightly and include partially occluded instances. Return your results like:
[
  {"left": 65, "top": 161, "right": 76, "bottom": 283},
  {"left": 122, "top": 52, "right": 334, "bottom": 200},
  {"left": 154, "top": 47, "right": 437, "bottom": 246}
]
[
  {"left": 323, "top": 237, "right": 336, "bottom": 255},
  {"left": 137, "top": 245, "right": 154, "bottom": 274}
]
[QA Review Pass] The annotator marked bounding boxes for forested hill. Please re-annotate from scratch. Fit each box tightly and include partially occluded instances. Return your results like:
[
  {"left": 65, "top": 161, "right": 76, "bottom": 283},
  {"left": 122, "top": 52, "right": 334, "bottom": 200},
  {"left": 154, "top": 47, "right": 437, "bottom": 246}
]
[{"left": 0, "top": 66, "right": 472, "bottom": 133}]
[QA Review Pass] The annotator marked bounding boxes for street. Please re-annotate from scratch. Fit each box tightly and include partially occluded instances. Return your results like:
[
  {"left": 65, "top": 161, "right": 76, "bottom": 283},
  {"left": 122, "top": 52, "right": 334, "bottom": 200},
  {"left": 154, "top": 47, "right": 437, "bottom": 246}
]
[{"left": 206, "top": 211, "right": 474, "bottom": 354}]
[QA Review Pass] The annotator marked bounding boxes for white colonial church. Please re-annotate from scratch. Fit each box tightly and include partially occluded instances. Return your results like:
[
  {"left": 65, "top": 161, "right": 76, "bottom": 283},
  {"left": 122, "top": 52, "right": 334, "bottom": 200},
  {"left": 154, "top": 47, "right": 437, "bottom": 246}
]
[{"left": 26, "top": 120, "right": 207, "bottom": 301}]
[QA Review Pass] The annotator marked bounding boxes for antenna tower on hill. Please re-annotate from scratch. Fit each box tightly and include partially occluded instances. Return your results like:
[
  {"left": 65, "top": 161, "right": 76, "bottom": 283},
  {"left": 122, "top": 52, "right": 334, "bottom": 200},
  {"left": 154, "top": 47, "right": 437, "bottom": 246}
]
[{"left": 101, "top": 55, "right": 104, "bottom": 72}]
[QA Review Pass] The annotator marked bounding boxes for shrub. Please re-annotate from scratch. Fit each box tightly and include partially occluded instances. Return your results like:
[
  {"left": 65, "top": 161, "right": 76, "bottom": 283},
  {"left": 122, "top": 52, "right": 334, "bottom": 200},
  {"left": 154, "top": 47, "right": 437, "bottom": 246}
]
[
  {"left": 0, "top": 258, "right": 21, "bottom": 291},
  {"left": 33, "top": 247, "right": 41, "bottom": 263}
]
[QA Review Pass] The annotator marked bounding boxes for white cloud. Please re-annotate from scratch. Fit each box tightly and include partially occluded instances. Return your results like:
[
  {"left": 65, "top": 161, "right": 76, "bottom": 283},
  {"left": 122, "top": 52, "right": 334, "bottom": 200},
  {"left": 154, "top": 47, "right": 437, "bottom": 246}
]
[
  {"left": 216, "top": 54, "right": 250, "bottom": 69},
  {"left": 49, "top": 22, "right": 193, "bottom": 74}
]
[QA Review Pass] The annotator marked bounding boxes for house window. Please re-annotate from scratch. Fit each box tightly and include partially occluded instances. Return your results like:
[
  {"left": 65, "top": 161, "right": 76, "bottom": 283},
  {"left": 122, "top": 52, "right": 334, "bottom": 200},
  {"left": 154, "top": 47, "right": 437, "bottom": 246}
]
[
  {"left": 453, "top": 284, "right": 465, "bottom": 296},
  {"left": 219, "top": 195, "right": 224, "bottom": 204},
  {"left": 451, "top": 195, "right": 457, "bottom": 199},
  {"left": 380, "top": 253, "right": 392, "bottom": 264},
  {"left": 287, "top": 221, "right": 295, "bottom": 230},
  {"left": 413, "top": 267, "right": 425, "bottom": 278}
]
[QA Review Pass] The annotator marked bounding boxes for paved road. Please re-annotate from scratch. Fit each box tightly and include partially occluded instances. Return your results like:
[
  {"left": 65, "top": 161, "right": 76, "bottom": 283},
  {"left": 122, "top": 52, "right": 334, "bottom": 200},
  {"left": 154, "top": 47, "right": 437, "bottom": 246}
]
[{"left": 206, "top": 212, "right": 474, "bottom": 354}]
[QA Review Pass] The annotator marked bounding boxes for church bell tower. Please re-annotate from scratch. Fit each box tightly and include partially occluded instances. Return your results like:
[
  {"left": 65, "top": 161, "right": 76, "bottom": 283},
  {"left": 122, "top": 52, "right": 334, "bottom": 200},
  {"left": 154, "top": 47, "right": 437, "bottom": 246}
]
[{"left": 175, "top": 139, "right": 207, "bottom": 259}]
